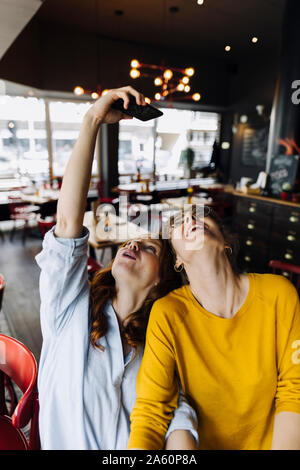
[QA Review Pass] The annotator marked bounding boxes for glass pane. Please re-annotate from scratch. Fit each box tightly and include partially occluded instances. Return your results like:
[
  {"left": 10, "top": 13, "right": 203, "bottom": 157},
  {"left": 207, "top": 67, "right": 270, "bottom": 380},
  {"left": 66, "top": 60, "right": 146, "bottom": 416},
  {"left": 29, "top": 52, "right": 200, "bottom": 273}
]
[
  {"left": 49, "top": 101, "right": 97, "bottom": 177},
  {"left": 0, "top": 96, "right": 48, "bottom": 182},
  {"left": 118, "top": 118, "right": 154, "bottom": 183},
  {"left": 117, "top": 107, "right": 220, "bottom": 183},
  {"left": 155, "top": 108, "right": 220, "bottom": 179}
]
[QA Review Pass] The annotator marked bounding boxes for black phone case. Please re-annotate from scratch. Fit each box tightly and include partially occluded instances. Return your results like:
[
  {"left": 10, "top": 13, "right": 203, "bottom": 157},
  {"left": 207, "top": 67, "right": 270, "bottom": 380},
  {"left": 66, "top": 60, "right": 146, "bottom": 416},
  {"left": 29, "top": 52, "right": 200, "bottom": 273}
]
[{"left": 111, "top": 95, "right": 163, "bottom": 121}]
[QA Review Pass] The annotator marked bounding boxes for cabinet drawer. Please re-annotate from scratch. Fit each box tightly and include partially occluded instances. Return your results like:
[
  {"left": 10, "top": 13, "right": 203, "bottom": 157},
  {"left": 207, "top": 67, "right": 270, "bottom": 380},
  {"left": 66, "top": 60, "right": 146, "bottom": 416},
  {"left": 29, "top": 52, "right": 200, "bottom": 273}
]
[
  {"left": 234, "top": 216, "right": 271, "bottom": 240},
  {"left": 236, "top": 198, "right": 273, "bottom": 217},
  {"left": 239, "top": 235, "right": 268, "bottom": 253},
  {"left": 237, "top": 247, "right": 268, "bottom": 273},
  {"left": 271, "top": 231, "right": 300, "bottom": 249},
  {"left": 272, "top": 220, "right": 300, "bottom": 240},
  {"left": 273, "top": 205, "right": 300, "bottom": 225},
  {"left": 269, "top": 244, "right": 300, "bottom": 265}
]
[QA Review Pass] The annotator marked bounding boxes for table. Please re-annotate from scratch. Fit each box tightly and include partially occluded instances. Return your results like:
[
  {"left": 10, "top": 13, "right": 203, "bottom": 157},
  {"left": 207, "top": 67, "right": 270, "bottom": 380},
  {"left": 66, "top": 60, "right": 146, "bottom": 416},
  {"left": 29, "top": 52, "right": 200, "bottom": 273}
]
[
  {"left": 83, "top": 211, "right": 150, "bottom": 259},
  {"left": 19, "top": 189, "right": 60, "bottom": 205},
  {"left": 112, "top": 178, "right": 220, "bottom": 195},
  {"left": 162, "top": 196, "right": 213, "bottom": 209}
]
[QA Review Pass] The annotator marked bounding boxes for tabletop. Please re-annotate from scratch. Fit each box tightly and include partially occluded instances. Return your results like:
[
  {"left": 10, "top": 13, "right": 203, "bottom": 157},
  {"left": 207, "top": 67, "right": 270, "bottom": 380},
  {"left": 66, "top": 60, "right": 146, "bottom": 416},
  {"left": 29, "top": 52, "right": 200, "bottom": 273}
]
[{"left": 83, "top": 211, "right": 150, "bottom": 249}]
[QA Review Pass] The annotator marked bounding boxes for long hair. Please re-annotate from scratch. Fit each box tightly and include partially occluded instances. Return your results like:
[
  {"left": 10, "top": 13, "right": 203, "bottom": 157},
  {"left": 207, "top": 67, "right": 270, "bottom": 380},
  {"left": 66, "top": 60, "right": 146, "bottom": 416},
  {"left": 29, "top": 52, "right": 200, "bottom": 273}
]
[{"left": 89, "top": 238, "right": 182, "bottom": 351}]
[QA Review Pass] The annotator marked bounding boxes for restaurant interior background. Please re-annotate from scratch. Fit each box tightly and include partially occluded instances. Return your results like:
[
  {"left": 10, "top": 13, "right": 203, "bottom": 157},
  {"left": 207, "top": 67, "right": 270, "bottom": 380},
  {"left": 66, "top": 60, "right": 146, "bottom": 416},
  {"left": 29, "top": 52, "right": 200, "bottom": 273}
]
[{"left": 0, "top": 0, "right": 299, "bottom": 370}]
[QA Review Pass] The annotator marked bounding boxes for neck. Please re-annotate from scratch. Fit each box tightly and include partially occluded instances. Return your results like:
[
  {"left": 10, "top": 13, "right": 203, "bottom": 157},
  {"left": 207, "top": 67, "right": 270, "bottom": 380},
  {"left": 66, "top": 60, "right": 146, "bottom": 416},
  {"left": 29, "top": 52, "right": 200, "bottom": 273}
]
[
  {"left": 185, "top": 249, "right": 247, "bottom": 318},
  {"left": 112, "top": 281, "right": 149, "bottom": 324}
]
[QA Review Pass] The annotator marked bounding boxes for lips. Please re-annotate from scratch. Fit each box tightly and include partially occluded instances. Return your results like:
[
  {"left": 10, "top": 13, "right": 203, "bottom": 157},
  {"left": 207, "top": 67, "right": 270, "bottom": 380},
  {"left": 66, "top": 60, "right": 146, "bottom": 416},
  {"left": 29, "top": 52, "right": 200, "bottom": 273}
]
[
  {"left": 188, "top": 221, "right": 209, "bottom": 238},
  {"left": 122, "top": 249, "right": 137, "bottom": 260}
]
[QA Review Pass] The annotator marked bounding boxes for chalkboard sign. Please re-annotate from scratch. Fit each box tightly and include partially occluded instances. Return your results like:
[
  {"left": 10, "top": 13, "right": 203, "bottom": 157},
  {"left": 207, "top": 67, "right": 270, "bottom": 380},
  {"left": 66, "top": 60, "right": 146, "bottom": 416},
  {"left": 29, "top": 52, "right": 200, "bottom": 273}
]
[
  {"left": 268, "top": 154, "right": 299, "bottom": 195},
  {"left": 241, "top": 123, "right": 269, "bottom": 167}
]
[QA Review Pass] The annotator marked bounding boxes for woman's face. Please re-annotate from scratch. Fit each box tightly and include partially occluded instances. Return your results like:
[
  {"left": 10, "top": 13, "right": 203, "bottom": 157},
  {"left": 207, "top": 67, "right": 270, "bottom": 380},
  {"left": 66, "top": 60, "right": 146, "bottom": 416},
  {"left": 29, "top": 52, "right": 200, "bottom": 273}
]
[
  {"left": 111, "top": 237, "right": 162, "bottom": 290},
  {"left": 171, "top": 209, "right": 225, "bottom": 267}
]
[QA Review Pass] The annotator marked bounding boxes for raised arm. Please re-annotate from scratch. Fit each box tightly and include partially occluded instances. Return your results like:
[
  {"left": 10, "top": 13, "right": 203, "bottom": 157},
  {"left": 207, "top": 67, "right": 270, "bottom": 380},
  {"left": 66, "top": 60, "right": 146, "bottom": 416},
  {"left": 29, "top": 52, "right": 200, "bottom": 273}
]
[{"left": 55, "top": 86, "right": 145, "bottom": 239}]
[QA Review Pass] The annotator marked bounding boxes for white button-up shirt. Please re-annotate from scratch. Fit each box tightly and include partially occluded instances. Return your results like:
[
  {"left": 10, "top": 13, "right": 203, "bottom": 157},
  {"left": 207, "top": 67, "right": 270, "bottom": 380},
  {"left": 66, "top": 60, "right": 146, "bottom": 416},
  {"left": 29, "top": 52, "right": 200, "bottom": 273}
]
[{"left": 36, "top": 226, "right": 198, "bottom": 450}]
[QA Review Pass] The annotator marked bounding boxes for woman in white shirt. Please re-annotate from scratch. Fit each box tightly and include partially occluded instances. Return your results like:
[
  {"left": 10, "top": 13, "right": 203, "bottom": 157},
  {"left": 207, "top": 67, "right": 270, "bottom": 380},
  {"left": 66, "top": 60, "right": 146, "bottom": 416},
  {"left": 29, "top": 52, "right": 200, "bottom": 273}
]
[{"left": 36, "top": 86, "right": 198, "bottom": 450}]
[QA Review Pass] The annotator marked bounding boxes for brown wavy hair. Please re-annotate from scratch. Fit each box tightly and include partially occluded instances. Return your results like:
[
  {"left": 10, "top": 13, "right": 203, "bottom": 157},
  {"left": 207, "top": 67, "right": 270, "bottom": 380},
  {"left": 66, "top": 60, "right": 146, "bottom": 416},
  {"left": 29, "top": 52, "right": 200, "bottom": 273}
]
[{"left": 89, "top": 238, "right": 182, "bottom": 351}]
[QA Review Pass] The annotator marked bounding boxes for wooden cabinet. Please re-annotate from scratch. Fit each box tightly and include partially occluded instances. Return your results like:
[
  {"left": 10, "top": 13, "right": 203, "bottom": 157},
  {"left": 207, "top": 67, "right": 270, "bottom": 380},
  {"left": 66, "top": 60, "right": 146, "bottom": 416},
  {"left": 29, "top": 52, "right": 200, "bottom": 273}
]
[{"left": 232, "top": 195, "right": 300, "bottom": 273}]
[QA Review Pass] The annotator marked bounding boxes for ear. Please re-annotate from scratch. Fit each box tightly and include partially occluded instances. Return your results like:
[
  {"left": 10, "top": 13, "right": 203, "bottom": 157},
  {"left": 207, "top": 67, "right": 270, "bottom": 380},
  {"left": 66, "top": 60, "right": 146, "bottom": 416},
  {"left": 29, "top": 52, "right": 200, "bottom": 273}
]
[{"left": 175, "top": 254, "right": 183, "bottom": 267}]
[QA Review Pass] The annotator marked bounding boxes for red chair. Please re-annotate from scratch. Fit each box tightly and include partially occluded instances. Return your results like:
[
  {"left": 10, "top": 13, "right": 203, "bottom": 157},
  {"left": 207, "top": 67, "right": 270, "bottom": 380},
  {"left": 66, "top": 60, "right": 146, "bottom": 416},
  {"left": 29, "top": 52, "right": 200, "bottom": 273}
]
[
  {"left": 269, "top": 260, "right": 300, "bottom": 292},
  {"left": 37, "top": 214, "right": 56, "bottom": 238},
  {"left": 0, "top": 334, "right": 40, "bottom": 450},
  {"left": 87, "top": 257, "right": 103, "bottom": 280},
  {"left": 8, "top": 196, "right": 39, "bottom": 244},
  {"left": 96, "top": 180, "right": 117, "bottom": 204}
]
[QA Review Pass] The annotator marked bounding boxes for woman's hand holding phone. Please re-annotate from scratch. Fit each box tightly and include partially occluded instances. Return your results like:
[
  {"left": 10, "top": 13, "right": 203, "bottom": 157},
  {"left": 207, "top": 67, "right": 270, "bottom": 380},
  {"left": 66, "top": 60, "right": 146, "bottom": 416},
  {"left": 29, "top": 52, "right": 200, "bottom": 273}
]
[{"left": 87, "top": 86, "right": 146, "bottom": 125}]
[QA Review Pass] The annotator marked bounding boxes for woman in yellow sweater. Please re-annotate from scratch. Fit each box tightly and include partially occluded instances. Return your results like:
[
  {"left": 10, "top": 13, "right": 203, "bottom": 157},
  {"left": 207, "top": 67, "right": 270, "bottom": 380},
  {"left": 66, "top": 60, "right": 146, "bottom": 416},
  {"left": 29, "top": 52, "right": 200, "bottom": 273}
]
[{"left": 128, "top": 205, "right": 300, "bottom": 450}]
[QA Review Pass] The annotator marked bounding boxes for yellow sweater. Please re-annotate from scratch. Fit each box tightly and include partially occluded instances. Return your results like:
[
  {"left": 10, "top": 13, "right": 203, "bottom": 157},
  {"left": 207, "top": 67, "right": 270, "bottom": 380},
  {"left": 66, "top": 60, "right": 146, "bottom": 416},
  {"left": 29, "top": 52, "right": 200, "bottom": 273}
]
[{"left": 128, "top": 273, "right": 300, "bottom": 450}]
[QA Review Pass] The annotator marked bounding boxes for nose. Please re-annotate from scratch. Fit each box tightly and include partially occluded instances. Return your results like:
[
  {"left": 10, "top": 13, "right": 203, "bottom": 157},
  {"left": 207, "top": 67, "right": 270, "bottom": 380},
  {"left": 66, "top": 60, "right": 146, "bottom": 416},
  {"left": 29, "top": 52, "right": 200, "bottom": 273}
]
[{"left": 128, "top": 240, "right": 140, "bottom": 251}]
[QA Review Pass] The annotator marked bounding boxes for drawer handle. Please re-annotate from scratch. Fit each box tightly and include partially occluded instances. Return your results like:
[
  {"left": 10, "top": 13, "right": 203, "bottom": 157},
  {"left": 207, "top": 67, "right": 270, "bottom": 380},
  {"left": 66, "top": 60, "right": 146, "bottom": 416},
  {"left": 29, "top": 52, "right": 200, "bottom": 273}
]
[
  {"left": 247, "top": 223, "right": 255, "bottom": 230},
  {"left": 284, "top": 253, "right": 293, "bottom": 260},
  {"left": 244, "top": 256, "right": 251, "bottom": 262},
  {"left": 289, "top": 216, "right": 299, "bottom": 223},
  {"left": 287, "top": 235, "right": 296, "bottom": 241},
  {"left": 246, "top": 239, "right": 253, "bottom": 246},
  {"left": 249, "top": 207, "right": 256, "bottom": 213}
]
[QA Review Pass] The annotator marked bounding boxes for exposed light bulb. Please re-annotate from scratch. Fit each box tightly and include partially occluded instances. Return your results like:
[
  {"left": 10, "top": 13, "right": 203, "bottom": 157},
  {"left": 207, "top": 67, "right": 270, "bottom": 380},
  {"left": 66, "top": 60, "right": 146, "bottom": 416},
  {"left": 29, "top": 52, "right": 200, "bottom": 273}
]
[
  {"left": 184, "top": 85, "right": 191, "bottom": 93},
  {"left": 130, "top": 59, "right": 140, "bottom": 68},
  {"left": 192, "top": 93, "right": 201, "bottom": 101},
  {"left": 74, "top": 86, "right": 84, "bottom": 96},
  {"left": 182, "top": 76, "right": 190, "bottom": 84},
  {"left": 225, "top": 45, "right": 231, "bottom": 52},
  {"left": 221, "top": 142, "right": 230, "bottom": 149},
  {"left": 155, "top": 93, "right": 161, "bottom": 100},
  {"left": 197, "top": 0, "right": 204, "bottom": 4},
  {"left": 154, "top": 77, "right": 163, "bottom": 86},
  {"left": 145, "top": 97, "right": 151, "bottom": 104},
  {"left": 130, "top": 68, "right": 141, "bottom": 79},
  {"left": 177, "top": 83, "right": 185, "bottom": 91},
  {"left": 240, "top": 115, "right": 248, "bottom": 123},
  {"left": 185, "top": 67, "right": 195, "bottom": 77},
  {"left": 91, "top": 92, "right": 100, "bottom": 100},
  {"left": 252, "top": 37, "right": 258, "bottom": 43},
  {"left": 8, "top": 121, "right": 15, "bottom": 128},
  {"left": 163, "top": 69, "right": 173, "bottom": 80},
  {"left": 101, "top": 89, "right": 109, "bottom": 96}
]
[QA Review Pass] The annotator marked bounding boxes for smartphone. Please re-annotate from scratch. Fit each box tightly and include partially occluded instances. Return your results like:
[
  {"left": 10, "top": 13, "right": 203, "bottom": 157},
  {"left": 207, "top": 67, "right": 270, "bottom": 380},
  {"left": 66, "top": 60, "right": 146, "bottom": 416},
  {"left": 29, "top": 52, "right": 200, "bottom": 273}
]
[{"left": 111, "top": 95, "right": 163, "bottom": 122}]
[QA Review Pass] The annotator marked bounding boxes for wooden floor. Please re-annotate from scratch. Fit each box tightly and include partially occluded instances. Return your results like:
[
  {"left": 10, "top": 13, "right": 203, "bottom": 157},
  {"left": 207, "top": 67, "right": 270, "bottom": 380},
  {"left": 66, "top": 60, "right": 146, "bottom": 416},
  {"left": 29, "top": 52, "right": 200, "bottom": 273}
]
[{"left": 0, "top": 229, "right": 43, "bottom": 363}]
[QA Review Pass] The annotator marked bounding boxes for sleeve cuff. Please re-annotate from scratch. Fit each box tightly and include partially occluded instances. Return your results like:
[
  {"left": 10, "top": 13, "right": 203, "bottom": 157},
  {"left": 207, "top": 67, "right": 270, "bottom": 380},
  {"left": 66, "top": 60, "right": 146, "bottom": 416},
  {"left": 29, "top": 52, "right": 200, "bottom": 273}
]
[
  {"left": 38, "top": 225, "right": 90, "bottom": 258},
  {"left": 275, "top": 403, "right": 300, "bottom": 416}
]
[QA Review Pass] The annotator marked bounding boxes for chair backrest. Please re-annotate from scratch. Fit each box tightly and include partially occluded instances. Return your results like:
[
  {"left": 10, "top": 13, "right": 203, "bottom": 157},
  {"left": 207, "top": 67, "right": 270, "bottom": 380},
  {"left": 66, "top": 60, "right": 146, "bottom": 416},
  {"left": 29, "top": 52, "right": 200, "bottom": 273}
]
[
  {"left": 0, "top": 274, "right": 4, "bottom": 311},
  {"left": 7, "top": 196, "right": 26, "bottom": 215},
  {"left": 269, "top": 260, "right": 300, "bottom": 292},
  {"left": 37, "top": 215, "right": 56, "bottom": 238},
  {"left": 0, "top": 334, "right": 37, "bottom": 429},
  {"left": 87, "top": 258, "right": 103, "bottom": 280}
]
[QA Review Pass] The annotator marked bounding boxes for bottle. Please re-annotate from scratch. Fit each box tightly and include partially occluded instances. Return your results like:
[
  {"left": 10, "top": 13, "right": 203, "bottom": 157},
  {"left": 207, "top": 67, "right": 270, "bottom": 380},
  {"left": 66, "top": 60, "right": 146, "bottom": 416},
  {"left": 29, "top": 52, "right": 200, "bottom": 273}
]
[
  {"left": 104, "top": 211, "right": 111, "bottom": 232},
  {"left": 187, "top": 186, "right": 193, "bottom": 204}
]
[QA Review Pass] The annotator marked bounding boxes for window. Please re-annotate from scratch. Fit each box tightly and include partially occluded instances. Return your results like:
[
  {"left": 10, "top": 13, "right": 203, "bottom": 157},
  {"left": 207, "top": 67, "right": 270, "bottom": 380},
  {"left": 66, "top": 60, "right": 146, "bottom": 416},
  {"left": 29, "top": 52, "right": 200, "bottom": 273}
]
[
  {"left": 48, "top": 101, "right": 97, "bottom": 177},
  {"left": 0, "top": 96, "right": 48, "bottom": 181},
  {"left": 118, "top": 118, "right": 155, "bottom": 179},
  {"left": 0, "top": 95, "right": 99, "bottom": 186},
  {"left": 118, "top": 106, "right": 220, "bottom": 182}
]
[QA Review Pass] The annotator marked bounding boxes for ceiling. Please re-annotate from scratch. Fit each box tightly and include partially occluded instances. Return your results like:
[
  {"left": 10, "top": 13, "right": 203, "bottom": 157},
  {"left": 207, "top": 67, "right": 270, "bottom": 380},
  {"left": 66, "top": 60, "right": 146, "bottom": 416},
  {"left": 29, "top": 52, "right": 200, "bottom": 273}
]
[
  {"left": 35, "top": 0, "right": 286, "bottom": 61},
  {"left": 0, "top": 0, "right": 43, "bottom": 60}
]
